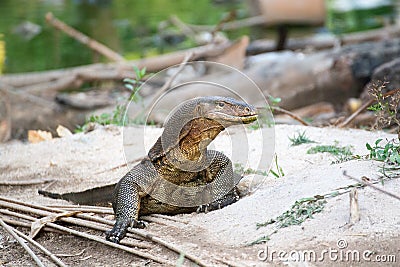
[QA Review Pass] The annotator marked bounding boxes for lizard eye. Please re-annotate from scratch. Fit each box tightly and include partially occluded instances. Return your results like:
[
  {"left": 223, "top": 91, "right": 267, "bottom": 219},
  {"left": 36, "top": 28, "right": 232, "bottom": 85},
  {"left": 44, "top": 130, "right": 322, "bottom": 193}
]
[{"left": 217, "top": 102, "right": 225, "bottom": 108}]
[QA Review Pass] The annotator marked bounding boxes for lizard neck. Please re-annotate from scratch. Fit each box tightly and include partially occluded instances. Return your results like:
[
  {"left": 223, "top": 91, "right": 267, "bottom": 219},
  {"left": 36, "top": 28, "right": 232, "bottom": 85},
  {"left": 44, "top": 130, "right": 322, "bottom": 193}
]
[{"left": 178, "top": 118, "right": 225, "bottom": 161}]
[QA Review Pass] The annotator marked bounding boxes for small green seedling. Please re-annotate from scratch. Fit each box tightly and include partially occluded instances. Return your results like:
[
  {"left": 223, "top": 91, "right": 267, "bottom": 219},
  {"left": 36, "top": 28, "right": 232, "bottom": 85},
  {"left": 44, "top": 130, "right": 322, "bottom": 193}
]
[
  {"left": 75, "top": 66, "right": 147, "bottom": 132},
  {"left": 289, "top": 131, "right": 315, "bottom": 146}
]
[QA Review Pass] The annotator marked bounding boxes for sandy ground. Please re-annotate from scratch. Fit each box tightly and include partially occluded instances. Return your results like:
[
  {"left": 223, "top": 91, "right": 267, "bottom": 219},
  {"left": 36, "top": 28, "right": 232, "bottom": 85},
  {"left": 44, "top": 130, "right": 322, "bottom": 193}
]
[{"left": 0, "top": 124, "right": 400, "bottom": 266}]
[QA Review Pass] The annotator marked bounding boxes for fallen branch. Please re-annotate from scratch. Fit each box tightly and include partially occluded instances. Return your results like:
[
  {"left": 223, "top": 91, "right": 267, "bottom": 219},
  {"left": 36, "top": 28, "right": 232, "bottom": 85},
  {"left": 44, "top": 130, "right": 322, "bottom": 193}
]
[
  {"left": 0, "top": 41, "right": 231, "bottom": 91},
  {"left": 272, "top": 106, "right": 310, "bottom": 126},
  {"left": 177, "top": 15, "right": 266, "bottom": 32},
  {"left": 339, "top": 88, "right": 400, "bottom": 128},
  {"left": 247, "top": 25, "right": 400, "bottom": 54},
  {"left": 0, "top": 197, "right": 210, "bottom": 266},
  {"left": 0, "top": 205, "right": 167, "bottom": 263},
  {"left": 133, "top": 51, "right": 194, "bottom": 121},
  {"left": 45, "top": 12, "right": 125, "bottom": 62},
  {"left": 0, "top": 178, "right": 55, "bottom": 186},
  {"left": 0, "top": 82, "right": 59, "bottom": 111},
  {"left": 13, "top": 227, "right": 67, "bottom": 267},
  {"left": 0, "top": 218, "right": 45, "bottom": 267},
  {"left": 343, "top": 171, "right": 400, "bottom": 201}
]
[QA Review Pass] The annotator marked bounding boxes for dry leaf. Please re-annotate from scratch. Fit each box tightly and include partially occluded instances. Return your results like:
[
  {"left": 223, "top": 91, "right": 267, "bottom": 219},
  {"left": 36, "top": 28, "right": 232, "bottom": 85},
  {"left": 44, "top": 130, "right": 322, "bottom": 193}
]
[
  {"left": 56, "top": 125, "right": 73, "bottom": 138},
  {"left": 28, "top": 130, "right": 52, "bottom": 143},
  {"left": 30, "top": 210, "right": 80, "bottom": 238}
]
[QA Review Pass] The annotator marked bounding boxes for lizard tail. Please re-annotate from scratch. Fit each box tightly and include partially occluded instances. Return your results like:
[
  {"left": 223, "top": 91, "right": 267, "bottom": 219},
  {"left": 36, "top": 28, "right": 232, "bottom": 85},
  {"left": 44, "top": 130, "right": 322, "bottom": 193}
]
[{"left": 38, "top": 184, "right": 116, "bottom": 206}]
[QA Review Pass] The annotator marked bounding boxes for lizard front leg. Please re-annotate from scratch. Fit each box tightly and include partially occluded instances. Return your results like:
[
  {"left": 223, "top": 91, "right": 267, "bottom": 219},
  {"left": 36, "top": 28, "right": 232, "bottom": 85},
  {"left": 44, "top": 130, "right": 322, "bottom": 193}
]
[
  {"left": 197, "top": 150, "right": 241, "bottom": 213},
  {"left": 106, "top": 173, "right": 145, "bottom": 243}
]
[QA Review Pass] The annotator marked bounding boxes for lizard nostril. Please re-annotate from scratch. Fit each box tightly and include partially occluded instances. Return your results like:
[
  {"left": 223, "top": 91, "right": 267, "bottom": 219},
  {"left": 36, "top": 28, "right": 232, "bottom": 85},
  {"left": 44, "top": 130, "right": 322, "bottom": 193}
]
[{"left": 244, "top": 107, "right": 250, "bottom": 113}]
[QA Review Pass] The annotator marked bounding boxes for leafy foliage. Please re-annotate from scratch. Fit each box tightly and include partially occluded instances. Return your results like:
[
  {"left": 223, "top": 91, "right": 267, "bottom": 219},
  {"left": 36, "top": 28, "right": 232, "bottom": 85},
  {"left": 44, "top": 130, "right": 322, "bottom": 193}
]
[
  {"left": 256, "top": 196, "right": 326, "bottom": 229},
  {"left": 366, "top": 138, "right": 400, "bottom": 164}
]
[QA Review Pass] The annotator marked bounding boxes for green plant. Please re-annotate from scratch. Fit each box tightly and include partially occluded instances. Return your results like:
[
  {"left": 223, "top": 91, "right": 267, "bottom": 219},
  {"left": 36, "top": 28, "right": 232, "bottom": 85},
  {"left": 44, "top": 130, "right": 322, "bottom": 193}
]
[
  {"left": 367, "top": 81, "right": 400, "bottom": 139},
  {"left": 75, "top": 67, "right": 147, "bottom": 132},
  {"left": 366, "top": 138, "right": 400, "bottom": 164},
  {"left": 289, "top": 131, "right": 315, "bottom": 146},
  {"left": 269, "top": 154, "right": 284, "bottom": 178},
  {"left": 256, "top": 196, "right": 326, "bottom": 230},
  {"left": 234, "top": 163, "right": 268, "bottom": 176},
  {"left": 124, "top": 66, "right": 146, "bottom": 102},
  {"left": 307, "top": 142, "right": 353, "bottom": 157}
]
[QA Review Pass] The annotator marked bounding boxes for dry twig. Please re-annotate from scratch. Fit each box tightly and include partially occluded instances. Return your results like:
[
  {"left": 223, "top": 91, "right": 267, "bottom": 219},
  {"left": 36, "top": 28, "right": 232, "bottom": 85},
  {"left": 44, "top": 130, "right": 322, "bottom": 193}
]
[
  {"left": 339, "top": 88, "right": 400, "bottom": 128},
  {"left": 13, "top": 227, "right": 67, "bottom": 267},
  {"left": 132, "top": 52, "right": 194, "bottom": 121},
  {"left": 273, "top": 106, "right": 310, "bottom": 126},
  {"left": 343, "top": 171, "right": 400, "bottom": 201},
  {"left": 0, "top": 197, "right": 210, "bottom": 266},
  {"left": 0, "top": 179, "right": 55, "bottom": 186},
  {"left": 0, "top": 218, "right": 46, "bottom": 267},
  {"left": 46, "top": 12, "right": 125, "bottom": 62}
]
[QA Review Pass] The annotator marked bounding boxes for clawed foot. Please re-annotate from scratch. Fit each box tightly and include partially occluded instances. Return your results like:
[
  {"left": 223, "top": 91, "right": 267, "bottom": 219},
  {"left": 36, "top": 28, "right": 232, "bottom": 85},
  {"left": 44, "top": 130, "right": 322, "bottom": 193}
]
[
  {"left": 197, "top": 192, "right": 239, "bottom": 213},
  {"left": 105, "top": 219, "right": 146, "bottom": 243}
]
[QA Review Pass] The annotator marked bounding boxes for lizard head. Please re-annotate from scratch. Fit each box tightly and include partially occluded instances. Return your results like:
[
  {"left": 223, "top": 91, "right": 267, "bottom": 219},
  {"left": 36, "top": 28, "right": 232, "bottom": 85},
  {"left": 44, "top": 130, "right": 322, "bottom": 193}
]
[{"left": 194, "top": 96, "right": 258, "bottom": 126}]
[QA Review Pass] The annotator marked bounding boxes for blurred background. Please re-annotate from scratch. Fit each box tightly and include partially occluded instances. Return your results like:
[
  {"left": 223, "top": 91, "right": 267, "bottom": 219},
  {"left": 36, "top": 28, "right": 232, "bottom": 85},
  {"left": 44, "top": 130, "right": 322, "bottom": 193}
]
[{"left": 0, "top": 0, "right": 398, "bottom": 73}]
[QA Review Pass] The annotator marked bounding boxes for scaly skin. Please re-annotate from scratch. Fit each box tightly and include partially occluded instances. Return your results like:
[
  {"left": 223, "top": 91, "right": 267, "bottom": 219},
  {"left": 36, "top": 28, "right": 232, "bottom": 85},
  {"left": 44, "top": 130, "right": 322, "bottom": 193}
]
[{"left": 106, "top": 96, "right": 257, "bottom": 243}]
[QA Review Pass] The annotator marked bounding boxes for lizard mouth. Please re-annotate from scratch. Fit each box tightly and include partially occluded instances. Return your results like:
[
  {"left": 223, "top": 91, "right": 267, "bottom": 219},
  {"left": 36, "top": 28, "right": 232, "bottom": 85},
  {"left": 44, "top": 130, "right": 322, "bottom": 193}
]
[{"left": 207, "top": 112, "right": 258, "bottom": 124}]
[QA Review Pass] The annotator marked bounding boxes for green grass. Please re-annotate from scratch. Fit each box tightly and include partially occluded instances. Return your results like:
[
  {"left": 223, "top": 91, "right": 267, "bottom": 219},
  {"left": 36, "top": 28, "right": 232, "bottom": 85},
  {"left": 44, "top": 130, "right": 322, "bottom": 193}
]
[
  {"left": 75, "top": 67, "right": 147, "bottom": 132},
  {"left": 307, "top": 142, "right": 353, "bottom": 157},
  {"left": 289, "top": 131, "right": 315, "bottom": 146},
  {"left": 234, "top": 163, "right": 268, "bottom": 176}
]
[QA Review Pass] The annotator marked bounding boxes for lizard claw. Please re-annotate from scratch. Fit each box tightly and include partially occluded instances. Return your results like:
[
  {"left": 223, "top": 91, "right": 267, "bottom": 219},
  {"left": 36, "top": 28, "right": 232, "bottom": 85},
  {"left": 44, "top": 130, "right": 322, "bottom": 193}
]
[
  {"left": 105, "top": 219, "right": 146, "bottom": 243},
  {"left": 197, "top": 191, "right": 240, "bottom": 213}
]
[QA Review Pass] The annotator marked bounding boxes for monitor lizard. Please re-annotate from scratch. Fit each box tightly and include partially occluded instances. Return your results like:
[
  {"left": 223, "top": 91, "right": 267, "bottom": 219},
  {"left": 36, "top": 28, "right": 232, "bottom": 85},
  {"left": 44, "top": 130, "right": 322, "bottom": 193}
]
[{"left": 40, "top": 96, "right": 258, "bottom": 244}]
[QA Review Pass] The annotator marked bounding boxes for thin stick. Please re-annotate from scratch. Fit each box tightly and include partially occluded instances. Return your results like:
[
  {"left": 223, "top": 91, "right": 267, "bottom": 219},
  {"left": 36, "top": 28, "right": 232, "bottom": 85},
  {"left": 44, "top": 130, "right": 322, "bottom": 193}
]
[
  {"left": 0, "top": 208, "right": 151, "bottom": 249},
  {"left": 148, "top": 214, "right": 189, "bottom": 224},
  {"left": 339, "top": 88, "right": 400, "bottom": 128},
  {"left": 13, "top": 228, "right": 67, "bottom": 267},
  {"left": 50, "top": 206, "right": 114, "bottom": 215},
  {"left": 343, "top": 171, "right": 400, "bottom": 201},
  {"left": 0, "top": 218, "right": 45, "bottom": 267},
  {"left": 0, "top": 179, "right": 54, "bottom": 186},
  {"left": 174, "top": 15, "right": 266, "bottom": 32},
  {"left": 272, "top": 106, "right": 310, "bottom": 126},
  {"left": 126, "top": 226, "right": 211, "bottom": 267},
  {"left": 132, "top": 52, "right": 194, "bottom": 121},
  {"left": 0, "top": 213, "right": 63, "bottom": 234},
  {"left": 45, "top": 12, "right": 125, "bottom": 62},
  {"left": 338, "top": 99, "right": 374, "bottom": 128},
  {"left": 349, "top": 188, "right": 360, "bottom": 224},
  {"left": 0, "top": 197, "right": 209, "bottom": 266},
  {"left": 46, "top": 221, "right": 171, "bottom": 265}
]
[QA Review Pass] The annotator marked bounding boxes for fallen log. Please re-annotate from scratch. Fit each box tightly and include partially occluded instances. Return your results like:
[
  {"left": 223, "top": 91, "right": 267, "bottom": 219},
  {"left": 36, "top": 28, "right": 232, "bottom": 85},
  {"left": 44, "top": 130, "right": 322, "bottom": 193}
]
[
  {"left": 0, "top": 41, "right": 231, "bottom": 91},
  {"left": 136, "top": 38, "right": 400, "bottom": 123},
  {"left": 247, "top": 25, "right": 400, "bottom": 54}
]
